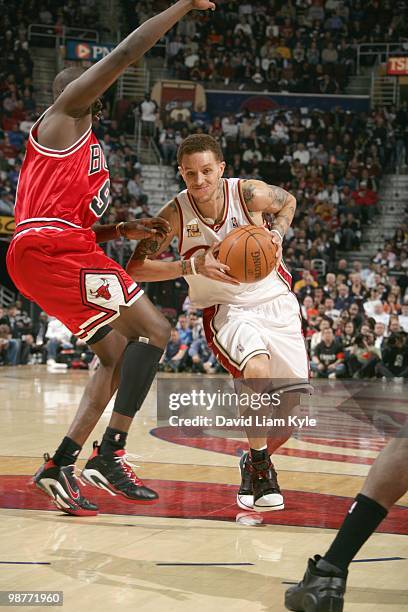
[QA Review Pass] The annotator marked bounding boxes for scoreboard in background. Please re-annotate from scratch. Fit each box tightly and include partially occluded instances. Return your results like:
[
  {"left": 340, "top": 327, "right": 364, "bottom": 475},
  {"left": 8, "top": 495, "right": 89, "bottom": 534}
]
[{"left": 65, "top": 40, "right": 116, "bottom": 62}]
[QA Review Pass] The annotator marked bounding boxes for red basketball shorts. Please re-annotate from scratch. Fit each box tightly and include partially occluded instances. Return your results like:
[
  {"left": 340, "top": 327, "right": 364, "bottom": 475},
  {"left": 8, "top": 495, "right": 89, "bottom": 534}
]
[{"left": 7, "top": 226, "right": 144, "bottom": 343}]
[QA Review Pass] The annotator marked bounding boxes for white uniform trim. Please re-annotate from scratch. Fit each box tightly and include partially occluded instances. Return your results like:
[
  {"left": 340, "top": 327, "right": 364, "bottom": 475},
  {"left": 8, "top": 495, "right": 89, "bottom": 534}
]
[
  {"left": 16, "top": 217, "right": 82, "bottom": 228},
  {"left": 29, "top": 106, "right": 92, "bottom": 158}
]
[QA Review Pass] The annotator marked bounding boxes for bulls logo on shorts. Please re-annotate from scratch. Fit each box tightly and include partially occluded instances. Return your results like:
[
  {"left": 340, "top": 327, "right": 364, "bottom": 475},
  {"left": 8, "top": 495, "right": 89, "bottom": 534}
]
[
  {"left": 89, "top": 278, "right": 112, "bottom": 300},
  {"left": 77, "top": 269, "right": 143, "bottom": 342}
]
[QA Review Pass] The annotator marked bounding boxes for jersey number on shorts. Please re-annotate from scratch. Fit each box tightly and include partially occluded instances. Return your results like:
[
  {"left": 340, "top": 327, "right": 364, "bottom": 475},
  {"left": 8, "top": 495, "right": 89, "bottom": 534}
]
[{"left": 90, "top": 179, "right": 111, "bottom": 217}]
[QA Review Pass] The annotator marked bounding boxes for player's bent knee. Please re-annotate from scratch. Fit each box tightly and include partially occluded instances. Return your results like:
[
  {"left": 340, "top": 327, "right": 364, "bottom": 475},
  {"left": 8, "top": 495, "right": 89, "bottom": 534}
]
[
  {"left": 243, "top": 354, "right": 270, "bottom": 380},
  {"left": 149, "top": 315, "right": 171, "bottom": 348}
]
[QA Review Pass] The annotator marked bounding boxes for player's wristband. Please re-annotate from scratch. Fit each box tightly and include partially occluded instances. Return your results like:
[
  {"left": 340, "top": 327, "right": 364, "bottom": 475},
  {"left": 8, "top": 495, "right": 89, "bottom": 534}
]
[
  {"left": 270, "top": 228, "right": 283, "bottom": 243},
  {"left": 116, "top": 221, "right": 126, "bottom": 238},
  {"left": 190, "top": 257, "right": 198, "bottom": 275}
]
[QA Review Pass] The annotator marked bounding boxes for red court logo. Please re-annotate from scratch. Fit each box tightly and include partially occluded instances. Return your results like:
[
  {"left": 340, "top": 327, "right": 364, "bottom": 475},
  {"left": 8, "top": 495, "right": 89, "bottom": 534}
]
[{"left": 90, "top": 278, "right": 111, "bottom": 300}]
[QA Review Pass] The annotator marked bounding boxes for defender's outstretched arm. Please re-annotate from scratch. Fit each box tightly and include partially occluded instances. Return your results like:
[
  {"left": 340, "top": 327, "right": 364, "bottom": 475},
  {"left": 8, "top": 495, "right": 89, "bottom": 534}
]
[{"left": 54, "top": 0, "right": 216, "bottom": 117}]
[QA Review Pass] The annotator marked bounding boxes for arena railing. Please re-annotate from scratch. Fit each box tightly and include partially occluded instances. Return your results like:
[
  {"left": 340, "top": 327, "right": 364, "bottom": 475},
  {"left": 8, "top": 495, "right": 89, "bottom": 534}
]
[
  {"left": 0, "top": 284, "right": 16, "bottom": 309},
  {"left": 356, "top": 41, "right": 408, "bottom": 75},
  {"left": 28, "top": 24, "right": 100, "bottom": 47}
]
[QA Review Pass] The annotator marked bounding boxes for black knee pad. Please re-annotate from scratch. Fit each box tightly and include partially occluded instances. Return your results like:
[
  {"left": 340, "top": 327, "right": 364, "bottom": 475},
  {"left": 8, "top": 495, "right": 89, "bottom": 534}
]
[{"left": 113, "top": 340, "right": 163, "bottom": 418}]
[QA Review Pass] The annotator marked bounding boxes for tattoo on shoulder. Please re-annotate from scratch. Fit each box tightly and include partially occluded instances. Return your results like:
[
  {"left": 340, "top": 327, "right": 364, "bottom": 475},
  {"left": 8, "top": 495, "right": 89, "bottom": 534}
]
[
  {"left": 268, "top": 185, "right": 290, "bottom": 210},
  {"left": 168, "top": 200, "right": 177, "bottom": 212},
  {"left": 242, "top": 181, "right": 256, "bottom": 204}
]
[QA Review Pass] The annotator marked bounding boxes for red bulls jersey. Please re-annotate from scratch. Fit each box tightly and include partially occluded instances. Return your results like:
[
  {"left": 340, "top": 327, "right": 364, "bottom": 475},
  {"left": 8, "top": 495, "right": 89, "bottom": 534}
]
[{"left": 14, "top": 109, "right": 110, "bottom": 229}]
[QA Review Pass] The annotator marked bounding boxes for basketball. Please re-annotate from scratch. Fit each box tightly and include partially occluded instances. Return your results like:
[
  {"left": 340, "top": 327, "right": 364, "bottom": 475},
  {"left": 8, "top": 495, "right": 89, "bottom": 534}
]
[{"left": 218, "top": 225, "right": 278, "bottom": 283}]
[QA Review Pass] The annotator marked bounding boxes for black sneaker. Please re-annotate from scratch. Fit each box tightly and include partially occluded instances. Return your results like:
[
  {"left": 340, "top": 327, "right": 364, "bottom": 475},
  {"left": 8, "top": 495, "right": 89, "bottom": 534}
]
[
  {"left": 237, "top": 451, "right": 254, "bottom": 510},
  {"left": 81, "top": 442, "right": 158, "bottom": 503},
  {"left": 252, "top": 455, "right": 284, "bottom": 512},
  {"left": 32, "top": 453, "right": 98, "bottom": 516},
  {"left": 285, "top": 555, "right": 347, "bottom": 612}
]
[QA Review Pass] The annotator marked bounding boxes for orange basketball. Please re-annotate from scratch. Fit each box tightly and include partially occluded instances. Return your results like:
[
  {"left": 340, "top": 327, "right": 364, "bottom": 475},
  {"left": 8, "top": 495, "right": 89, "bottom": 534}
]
[{"left": 218, "top": 225, "right": 278, "bottom": 283}]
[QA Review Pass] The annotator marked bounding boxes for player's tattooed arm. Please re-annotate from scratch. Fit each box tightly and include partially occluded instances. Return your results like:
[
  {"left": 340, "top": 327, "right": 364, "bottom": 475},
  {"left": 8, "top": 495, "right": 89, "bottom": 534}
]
[
  {"left": 127, "top": 200, "right": 195, "bottom": 281},
  {"left": 240, "top": 179, "right": 296, "bottom": 239},
  {"left": 130, "top": 200, "right": 179, "bottom": 263},
  {"left": 267, "top": 186, "right": 296, "bottom": 240}
]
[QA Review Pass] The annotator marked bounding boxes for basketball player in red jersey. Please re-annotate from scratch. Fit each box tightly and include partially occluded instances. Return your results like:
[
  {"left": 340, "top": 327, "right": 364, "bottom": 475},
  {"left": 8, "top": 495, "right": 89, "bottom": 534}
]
[
  {"left": 127, "top": 134, "right": 310, "bottom": 512},
  {"left": 6, "top": 0, "right": 216, "bottom": 516}
]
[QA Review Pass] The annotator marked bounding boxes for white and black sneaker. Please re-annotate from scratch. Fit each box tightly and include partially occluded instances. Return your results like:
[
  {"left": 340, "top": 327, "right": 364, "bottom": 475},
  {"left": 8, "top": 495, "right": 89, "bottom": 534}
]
[
  {"left": 32, "top": 453, "right": 98, "bottom": 516},
  {"left": 81, "top": 441, "right": 158, "bottom": 503},
  {"left": 252, "top": 455, "right": 284, "bottom": 512},
  {"left": 237, "top": 451, "right": 284, "bottom": 512},
  {"left": 237, "top": 451, "right": 254, "bottom": 510}
]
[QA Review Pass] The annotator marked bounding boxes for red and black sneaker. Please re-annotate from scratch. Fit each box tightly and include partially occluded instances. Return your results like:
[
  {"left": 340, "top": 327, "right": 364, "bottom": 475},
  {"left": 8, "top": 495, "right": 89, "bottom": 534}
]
[
  {"left": 32, "top": 453, "right": 98, "bottom": 516},
  {"left": 81, "top": 442, "right": 158, "bottom": 503}
]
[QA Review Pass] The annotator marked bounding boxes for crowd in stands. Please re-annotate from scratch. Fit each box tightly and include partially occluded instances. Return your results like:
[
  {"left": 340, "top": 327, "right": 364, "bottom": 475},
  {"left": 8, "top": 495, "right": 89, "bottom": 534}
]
[
  {"left": 154, "top": 224, "right": 408, "bottom": 381},
  {"left": 125, "top": 0, "right": 408, "bottom": 93},
  {"left": 158, "top": 103, "right": 406, "bottom": 259},
  {"left": 0, "top": 302, "right": 94, "bottom": 368},
  {"left": 0, "top": 1, "right": 110, "bottom": 217},
  {"left": 1, "top": 1, "right": 408, "bottom": 379}
]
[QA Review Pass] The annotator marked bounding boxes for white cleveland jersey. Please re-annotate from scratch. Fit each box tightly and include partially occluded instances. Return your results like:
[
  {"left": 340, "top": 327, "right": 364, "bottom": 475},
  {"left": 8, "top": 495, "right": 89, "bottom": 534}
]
[{"left": 175, "top": 178, "right": 292, "bottom": 309}]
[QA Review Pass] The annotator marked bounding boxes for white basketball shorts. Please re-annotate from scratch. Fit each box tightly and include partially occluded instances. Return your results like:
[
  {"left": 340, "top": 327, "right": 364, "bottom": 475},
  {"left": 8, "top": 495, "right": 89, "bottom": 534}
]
[{"left": 203, "top": 291, "right": 310, "bottom": 387}]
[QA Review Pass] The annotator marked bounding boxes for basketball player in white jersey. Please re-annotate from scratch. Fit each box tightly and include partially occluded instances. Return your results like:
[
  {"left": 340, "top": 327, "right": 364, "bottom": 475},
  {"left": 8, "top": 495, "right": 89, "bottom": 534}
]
[{"left": 128, "top": 134, "right": 309, "bottom": 511}]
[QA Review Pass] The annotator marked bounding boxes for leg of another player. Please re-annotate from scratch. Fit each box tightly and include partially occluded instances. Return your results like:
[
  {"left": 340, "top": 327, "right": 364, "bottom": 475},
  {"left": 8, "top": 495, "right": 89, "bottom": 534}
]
[
  {"left": 32, "top": 331, "right": 127, "bottom": 516},
  {"left": 81, "top": 294, "right": 170, "bottom": 502},
  {"left": 64, "top": 330, "right": 127, "bottom": 447},
  {"left": 238, "top": 355, "right": 286, "bottom": 511},
  {"left": 285, "top": 435, "right": 408, "bottom": 611}
]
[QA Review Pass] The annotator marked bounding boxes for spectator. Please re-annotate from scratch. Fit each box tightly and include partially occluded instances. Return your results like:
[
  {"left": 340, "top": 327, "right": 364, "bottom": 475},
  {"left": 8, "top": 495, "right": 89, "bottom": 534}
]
[
  {"left": 311, "top": 327, "right": 346, "bottom": 379},
  {"left": 374, "top": 321, "right": 386, "bottom": 349},
  {"left": 45, "top": 317, "right": 73, "bottom": 366},
  {"left": 372, "top": 301, "right": 390, "bottom": 327},
  {"left": 138, "top": 93, "right": 158, "bottom": 137},
  {"left": 188, "top": 337, "right": 218, "bottom": 373},
  {"left": 347, "top": 332, "right": 381, "bottom": 379},
  {"left": 160, "top": 328, "right": 188, "bottom": 373},
  {"left": 0, "top": 324, "right": 21, "bottom": 366},
  {"left": 376, "top": 333, "right": 408, "bottom": 381},
  {"left": 400, "top": 302, "right": 408, "bottom": 333}
]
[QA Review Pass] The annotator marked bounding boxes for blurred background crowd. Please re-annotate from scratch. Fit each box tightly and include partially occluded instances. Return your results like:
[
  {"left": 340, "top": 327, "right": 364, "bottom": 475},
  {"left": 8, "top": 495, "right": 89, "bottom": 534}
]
[
  {"left": 124, "top": 0, "right": 408, "bottom": 93},
  {"left": 0, "top": 0, "right": 407, "bottom": 379}
]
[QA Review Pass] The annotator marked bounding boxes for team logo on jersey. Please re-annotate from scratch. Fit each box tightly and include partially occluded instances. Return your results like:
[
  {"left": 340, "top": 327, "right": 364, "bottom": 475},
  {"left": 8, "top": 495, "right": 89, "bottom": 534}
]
[
  {"left": 186, "top": 222, "right": 201, "bottom": 237},
  {"left": 89, "top": 278, "right": 111, "bottom": 300},
  {"left": 231, "top": 216, "right": 239, "bottom": 228}
]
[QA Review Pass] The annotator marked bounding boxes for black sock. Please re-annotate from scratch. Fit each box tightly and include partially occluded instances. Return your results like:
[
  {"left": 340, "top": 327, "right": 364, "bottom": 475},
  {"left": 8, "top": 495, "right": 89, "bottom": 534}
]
[
  {"left": 250, "top": 446, "right": 269, "bottom": 462},
  {"left": 52, "top": 436, "right": 82, "bottom": 467},
  {"left": 99, "top": 426, "right": 128, "bottom": 456},
  {"left": 323, "top": 493, "right": 388, "bottom": 572}
]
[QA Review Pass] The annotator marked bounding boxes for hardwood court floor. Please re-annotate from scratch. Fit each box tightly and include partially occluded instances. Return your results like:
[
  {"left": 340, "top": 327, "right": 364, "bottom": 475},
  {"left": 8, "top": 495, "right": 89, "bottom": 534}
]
[{"left": 0, "top": 366, "right": 407, "bottom": 612}]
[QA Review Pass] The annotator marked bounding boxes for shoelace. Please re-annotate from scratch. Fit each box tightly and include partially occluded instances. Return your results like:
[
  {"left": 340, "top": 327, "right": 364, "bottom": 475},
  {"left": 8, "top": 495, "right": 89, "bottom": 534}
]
[
  {"left": 114, "top": 453, "right": 144, "bottom": 487},
  {"left": 250, "top": 461, "right": 280, "bottom": 487}
]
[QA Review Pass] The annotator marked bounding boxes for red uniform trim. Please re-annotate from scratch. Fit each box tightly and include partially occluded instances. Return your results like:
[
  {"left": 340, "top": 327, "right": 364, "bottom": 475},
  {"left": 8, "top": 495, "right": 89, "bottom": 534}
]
[
  {"left": 203, "top": 305, "right": 242, "bottom": 378},
  {"left": 186, "top": 180, "right": 229, "bottom": 232},
  {"left": 277, "top": 259, "right": 292, "bottom": 290},
  {"left": 29, "top": 119, "right": 92, "bottom": 158},
  {"left": 237, "top": 179, "right": 256, "bottom": 226},
  {"left": 173, "top": 197, "right": 184, "bottom": 253}
]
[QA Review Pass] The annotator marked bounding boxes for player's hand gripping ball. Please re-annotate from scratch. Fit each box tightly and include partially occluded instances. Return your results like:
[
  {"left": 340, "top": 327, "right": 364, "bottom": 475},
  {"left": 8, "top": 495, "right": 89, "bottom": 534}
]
[{"left": 218, "top": 225, "right": 278, "bottom": 283}]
